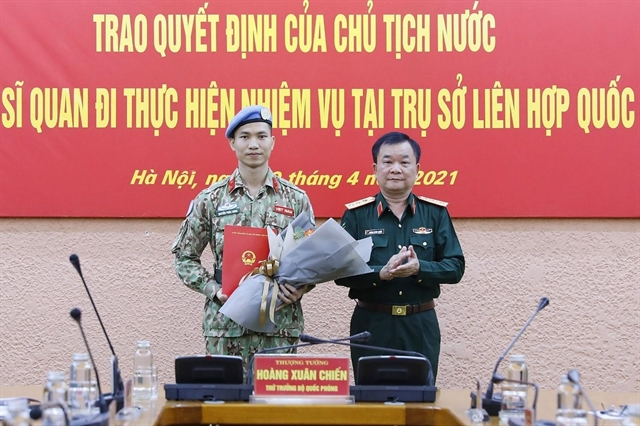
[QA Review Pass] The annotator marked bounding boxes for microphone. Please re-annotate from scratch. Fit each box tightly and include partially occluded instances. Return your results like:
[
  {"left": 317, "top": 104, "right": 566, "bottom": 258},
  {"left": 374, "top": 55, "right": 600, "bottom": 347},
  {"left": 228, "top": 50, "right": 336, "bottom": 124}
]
[
  {"left": 472, "top": 297, "right": 550, "bottom": 416},
  {"left": 70, "top": 308, "right": 106, "bottom": 414},
  {"left": 69, "top": 254, "right": 124, "bottom": 410},
  {"left": 567, "top": 369, "right": 599, "bottom": 426},
  {"left": 490, "top": 373, "right": 557, "bottom": 426},
  {"left": 300, "top": 332, "right": 435, "bottom": 386},
  {"left": 29, "top": 402, "right": 70, "bottom": 426}
]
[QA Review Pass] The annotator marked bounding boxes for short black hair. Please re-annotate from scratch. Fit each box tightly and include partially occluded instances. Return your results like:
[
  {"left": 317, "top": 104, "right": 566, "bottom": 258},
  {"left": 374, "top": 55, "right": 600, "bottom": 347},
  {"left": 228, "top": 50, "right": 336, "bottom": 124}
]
[{"left": 371, "top": 132, "right": 421, "bottom": 163}]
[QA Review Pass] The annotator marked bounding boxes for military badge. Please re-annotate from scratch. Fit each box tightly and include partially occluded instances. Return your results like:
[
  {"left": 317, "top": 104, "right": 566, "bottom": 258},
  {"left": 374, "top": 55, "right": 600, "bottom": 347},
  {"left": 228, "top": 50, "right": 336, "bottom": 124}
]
[
  {"left": 365, "top": 229, "right": 385, "bottom": 236},
  {"left": 260, "top": 108, "right": 272, "bottom": 121},
  {"left": 412, "top": 227, "right": 433, "bottom": 234},
  {"left": 216, "top": 202, "right": 240, "bottom": 216}
]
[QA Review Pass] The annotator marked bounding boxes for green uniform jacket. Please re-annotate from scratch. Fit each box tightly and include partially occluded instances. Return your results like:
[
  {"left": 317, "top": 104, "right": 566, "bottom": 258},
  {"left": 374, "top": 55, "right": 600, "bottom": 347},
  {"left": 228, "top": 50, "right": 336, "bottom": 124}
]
[
  {"left": 335, "top": 192, "right": 464, "bottom": 380},
  {"left": 335, "top": 192, "right": 464, "bottom": 303},
  {"left": 172, "top": 168, "right": 315, "bottom": 338}
]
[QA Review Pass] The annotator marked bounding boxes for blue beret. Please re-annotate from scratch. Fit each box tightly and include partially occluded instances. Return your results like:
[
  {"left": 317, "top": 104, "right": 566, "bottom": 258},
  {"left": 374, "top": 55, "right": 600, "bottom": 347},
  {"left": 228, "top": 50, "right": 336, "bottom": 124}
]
[{"left": 225, "top": 105, "right": 273, "bottom": 138}]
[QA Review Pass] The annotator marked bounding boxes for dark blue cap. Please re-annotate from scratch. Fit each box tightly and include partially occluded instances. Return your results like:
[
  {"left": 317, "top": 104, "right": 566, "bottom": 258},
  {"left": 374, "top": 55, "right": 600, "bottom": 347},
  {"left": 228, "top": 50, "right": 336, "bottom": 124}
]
[{"left": 225, "top": 105, "right": 273, "bottom": 138}]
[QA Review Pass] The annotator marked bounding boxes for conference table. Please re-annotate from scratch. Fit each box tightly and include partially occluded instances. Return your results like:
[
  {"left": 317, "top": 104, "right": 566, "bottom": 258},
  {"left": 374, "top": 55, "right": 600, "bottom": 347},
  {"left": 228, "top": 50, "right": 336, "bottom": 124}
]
[{"left": 1, "top": 385, "right": 638, "bottom": 425}]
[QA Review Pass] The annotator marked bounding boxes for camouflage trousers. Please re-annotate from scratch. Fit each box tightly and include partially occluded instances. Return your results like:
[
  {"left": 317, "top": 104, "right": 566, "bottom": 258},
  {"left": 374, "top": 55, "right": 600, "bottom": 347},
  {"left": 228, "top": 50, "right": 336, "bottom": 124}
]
[{"left": 205, "top": 334, "right": 299, "bottom": 379}]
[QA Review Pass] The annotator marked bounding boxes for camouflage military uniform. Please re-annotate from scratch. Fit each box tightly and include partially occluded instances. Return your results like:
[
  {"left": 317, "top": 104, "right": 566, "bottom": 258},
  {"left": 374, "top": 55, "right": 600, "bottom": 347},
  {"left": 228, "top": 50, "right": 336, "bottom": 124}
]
[{"left": 172, "top": 168, "right": 315, "bottom": 375}]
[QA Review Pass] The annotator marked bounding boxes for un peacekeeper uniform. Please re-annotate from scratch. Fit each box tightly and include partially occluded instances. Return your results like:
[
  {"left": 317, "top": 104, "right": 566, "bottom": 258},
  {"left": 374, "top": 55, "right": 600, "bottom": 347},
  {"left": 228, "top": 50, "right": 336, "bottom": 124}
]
[
  {"left": 172, "top": 170, "right": 315, "bottom": 375},
  {"left": 335, "top": 192, "right": 464, "bottom": 381}
]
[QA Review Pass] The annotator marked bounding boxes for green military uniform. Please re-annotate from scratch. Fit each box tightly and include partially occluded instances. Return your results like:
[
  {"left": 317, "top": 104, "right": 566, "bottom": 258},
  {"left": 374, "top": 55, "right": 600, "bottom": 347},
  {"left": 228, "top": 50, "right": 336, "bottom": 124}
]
[
  {"left": 335, "top": 192, "right": 464, "bottom": 381},
  {"left": 172, "top": 168, "right": 315, "bottom": 375}
]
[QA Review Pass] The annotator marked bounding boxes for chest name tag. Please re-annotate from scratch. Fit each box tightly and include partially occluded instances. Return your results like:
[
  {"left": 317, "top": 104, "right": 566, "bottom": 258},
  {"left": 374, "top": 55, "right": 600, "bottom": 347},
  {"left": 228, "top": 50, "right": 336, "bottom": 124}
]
[
  {"left": 365, "top": 229, "right": 385, "bottom": 236},
  {"left": 216, "top": 202, "right": 240, "bottom": 216},
  {"left": 412, "top": 227, "right": 433, "bottom": 234},
  {"left": 274, "top": 205, "right": 294, "bottom": 217}
]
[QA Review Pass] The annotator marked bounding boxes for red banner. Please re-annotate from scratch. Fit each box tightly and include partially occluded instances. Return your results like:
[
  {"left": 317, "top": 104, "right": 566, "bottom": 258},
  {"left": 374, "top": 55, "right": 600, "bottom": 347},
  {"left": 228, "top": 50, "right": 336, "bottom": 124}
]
[{"left": 1, "top": 1, "right": 638, "bottom": 218}]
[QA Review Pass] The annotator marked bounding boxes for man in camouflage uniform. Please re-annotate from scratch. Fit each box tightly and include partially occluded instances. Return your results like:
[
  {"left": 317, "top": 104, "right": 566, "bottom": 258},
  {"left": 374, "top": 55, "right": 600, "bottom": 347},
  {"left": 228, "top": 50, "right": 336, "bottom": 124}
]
[
  {"left": 335, "top": 132, "right": 464, "bottom": 382},
  {"left": 172, "top": 105, "right": 315, "bottom": 377}
]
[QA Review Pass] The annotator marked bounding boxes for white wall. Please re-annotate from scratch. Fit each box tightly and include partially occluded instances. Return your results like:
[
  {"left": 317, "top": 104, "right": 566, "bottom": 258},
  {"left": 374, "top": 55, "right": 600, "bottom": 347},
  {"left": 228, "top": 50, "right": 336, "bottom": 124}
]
[{"left": 0, "top": 218, "right": 638, "bottom": 393}]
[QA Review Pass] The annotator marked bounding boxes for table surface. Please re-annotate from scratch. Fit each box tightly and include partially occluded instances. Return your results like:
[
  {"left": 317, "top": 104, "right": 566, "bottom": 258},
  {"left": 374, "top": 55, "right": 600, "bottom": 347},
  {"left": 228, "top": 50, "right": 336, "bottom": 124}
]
[{"left": 2, "top": 385, "right": 638, "bottom": 425}]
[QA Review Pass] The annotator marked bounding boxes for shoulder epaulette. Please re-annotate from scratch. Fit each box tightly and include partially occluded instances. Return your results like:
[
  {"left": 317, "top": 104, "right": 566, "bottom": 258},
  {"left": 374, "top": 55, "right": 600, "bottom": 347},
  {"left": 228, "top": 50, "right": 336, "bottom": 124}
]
[
  {"left": 345, "top": 196, "right": 376, "bottom": 210},
  {"left": 196, "top": 176, "right": 231, "bottom": 202},
  {"left": 207, "top": 175, "right": 231, "bottom": 191},
  {"left": 277, "top": 177, "right": 306, "bottom": 194},
  {"left": 417, "top": 195, "right": 449, "bottom": 207}
]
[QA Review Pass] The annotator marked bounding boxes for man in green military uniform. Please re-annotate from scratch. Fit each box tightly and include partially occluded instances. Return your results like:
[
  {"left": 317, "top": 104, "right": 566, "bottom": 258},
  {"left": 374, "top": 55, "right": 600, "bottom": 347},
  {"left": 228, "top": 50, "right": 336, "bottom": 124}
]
[
  {"left": 335, "top": 132, "right": 464, "bottom": 382},
  {"left": 172, "top": 105, "right": 315, "bottom": 376}
]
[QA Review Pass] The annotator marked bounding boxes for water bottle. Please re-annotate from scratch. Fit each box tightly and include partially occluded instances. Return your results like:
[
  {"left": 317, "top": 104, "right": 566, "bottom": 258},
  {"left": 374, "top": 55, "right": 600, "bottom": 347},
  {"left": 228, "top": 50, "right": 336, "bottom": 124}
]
[
  {"left": 499, "top": 354, "right": 528, "bottom": 425},
  {"left": 42, "top": 371, "right": 68, "bottom": 426},
  {"left": 5, "top": 398, "right": 32, "bottom": 426},
  {"left": 68, "top": 353, "right": 97, "bottom": 416},
  {"left": 556, "top": 374, "right": 588, "bottom": 425},
  {"left": 133, "top": 341, "right": 157, "bottom": 400}
]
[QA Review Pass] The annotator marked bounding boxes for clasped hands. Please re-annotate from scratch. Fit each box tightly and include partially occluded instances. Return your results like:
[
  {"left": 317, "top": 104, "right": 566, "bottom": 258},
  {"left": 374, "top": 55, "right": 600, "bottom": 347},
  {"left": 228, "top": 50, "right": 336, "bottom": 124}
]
[{"left": 380, "top": 246, "right": 420, "bottom": 281}]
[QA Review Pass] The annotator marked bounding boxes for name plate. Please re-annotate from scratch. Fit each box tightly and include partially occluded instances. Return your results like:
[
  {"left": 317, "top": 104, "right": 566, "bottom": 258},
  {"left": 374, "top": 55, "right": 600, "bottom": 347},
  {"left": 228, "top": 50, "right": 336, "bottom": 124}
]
[{"left": 253, "top": 355, "right": 350, "bottom": 397}]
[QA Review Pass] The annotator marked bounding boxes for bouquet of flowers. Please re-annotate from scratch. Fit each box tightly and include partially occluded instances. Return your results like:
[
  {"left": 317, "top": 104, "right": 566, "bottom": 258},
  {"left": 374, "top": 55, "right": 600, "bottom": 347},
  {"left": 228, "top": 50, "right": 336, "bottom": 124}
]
[{"left": 219, "top": 212, "right": 372, "bottom": 333}]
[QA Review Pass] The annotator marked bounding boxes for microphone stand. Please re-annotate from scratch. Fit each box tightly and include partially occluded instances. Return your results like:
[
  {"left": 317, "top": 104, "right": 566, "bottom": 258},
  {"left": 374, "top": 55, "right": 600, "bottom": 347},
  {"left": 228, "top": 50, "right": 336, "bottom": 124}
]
[
  {"left": 492, "top": 373, "right": 539, "bottom": 414},
  {"left": 29, "top": 402, "right": 70, "bottom": 426},
  {"left": 567, "top": 369, "right": 599, "bottom": 426},
  {"left": 472, "top": 297, "right": 550, "bottom": 416},
  {"left": 69, "top": 254, "right": 124, "bottom": 411},
  {"left": 69, "top": 308, "right": 110, "bottom": 426},
  {"left": 491, "top": 374, "right": 560, "bottom": 426},
  {"left": 70, "top": 309, "right": 106, "bottom": 414}
]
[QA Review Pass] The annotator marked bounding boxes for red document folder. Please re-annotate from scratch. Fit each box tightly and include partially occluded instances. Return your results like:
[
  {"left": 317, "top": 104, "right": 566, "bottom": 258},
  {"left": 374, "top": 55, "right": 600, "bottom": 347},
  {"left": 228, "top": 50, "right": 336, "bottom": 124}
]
[{"left": 221, "top": 225, "right": 270, "bottom": 297}]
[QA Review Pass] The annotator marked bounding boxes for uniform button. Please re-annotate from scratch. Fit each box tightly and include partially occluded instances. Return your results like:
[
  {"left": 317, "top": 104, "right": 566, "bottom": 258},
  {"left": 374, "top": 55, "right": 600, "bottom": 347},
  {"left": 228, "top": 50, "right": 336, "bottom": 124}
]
[
  {"left": 399, "top": 291, "right": 403, "bottom": 296},
  {"left": 372, "top": 242, "right": 374, "bottom": 246},
  {"left": 373, "top": 283, "right": 377, "bottom": 286},
  {"left": 423, "top": 242, "right": 427, "bottom": 246},
  {"left": 398, "top": 245, "right": 402, "bottom": 249},
  {"left": 418, "top": 279, "right": 422, "bottom": 283},
  {"left": 398, "top": 224, "right": 402, "bottom": 228}
]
